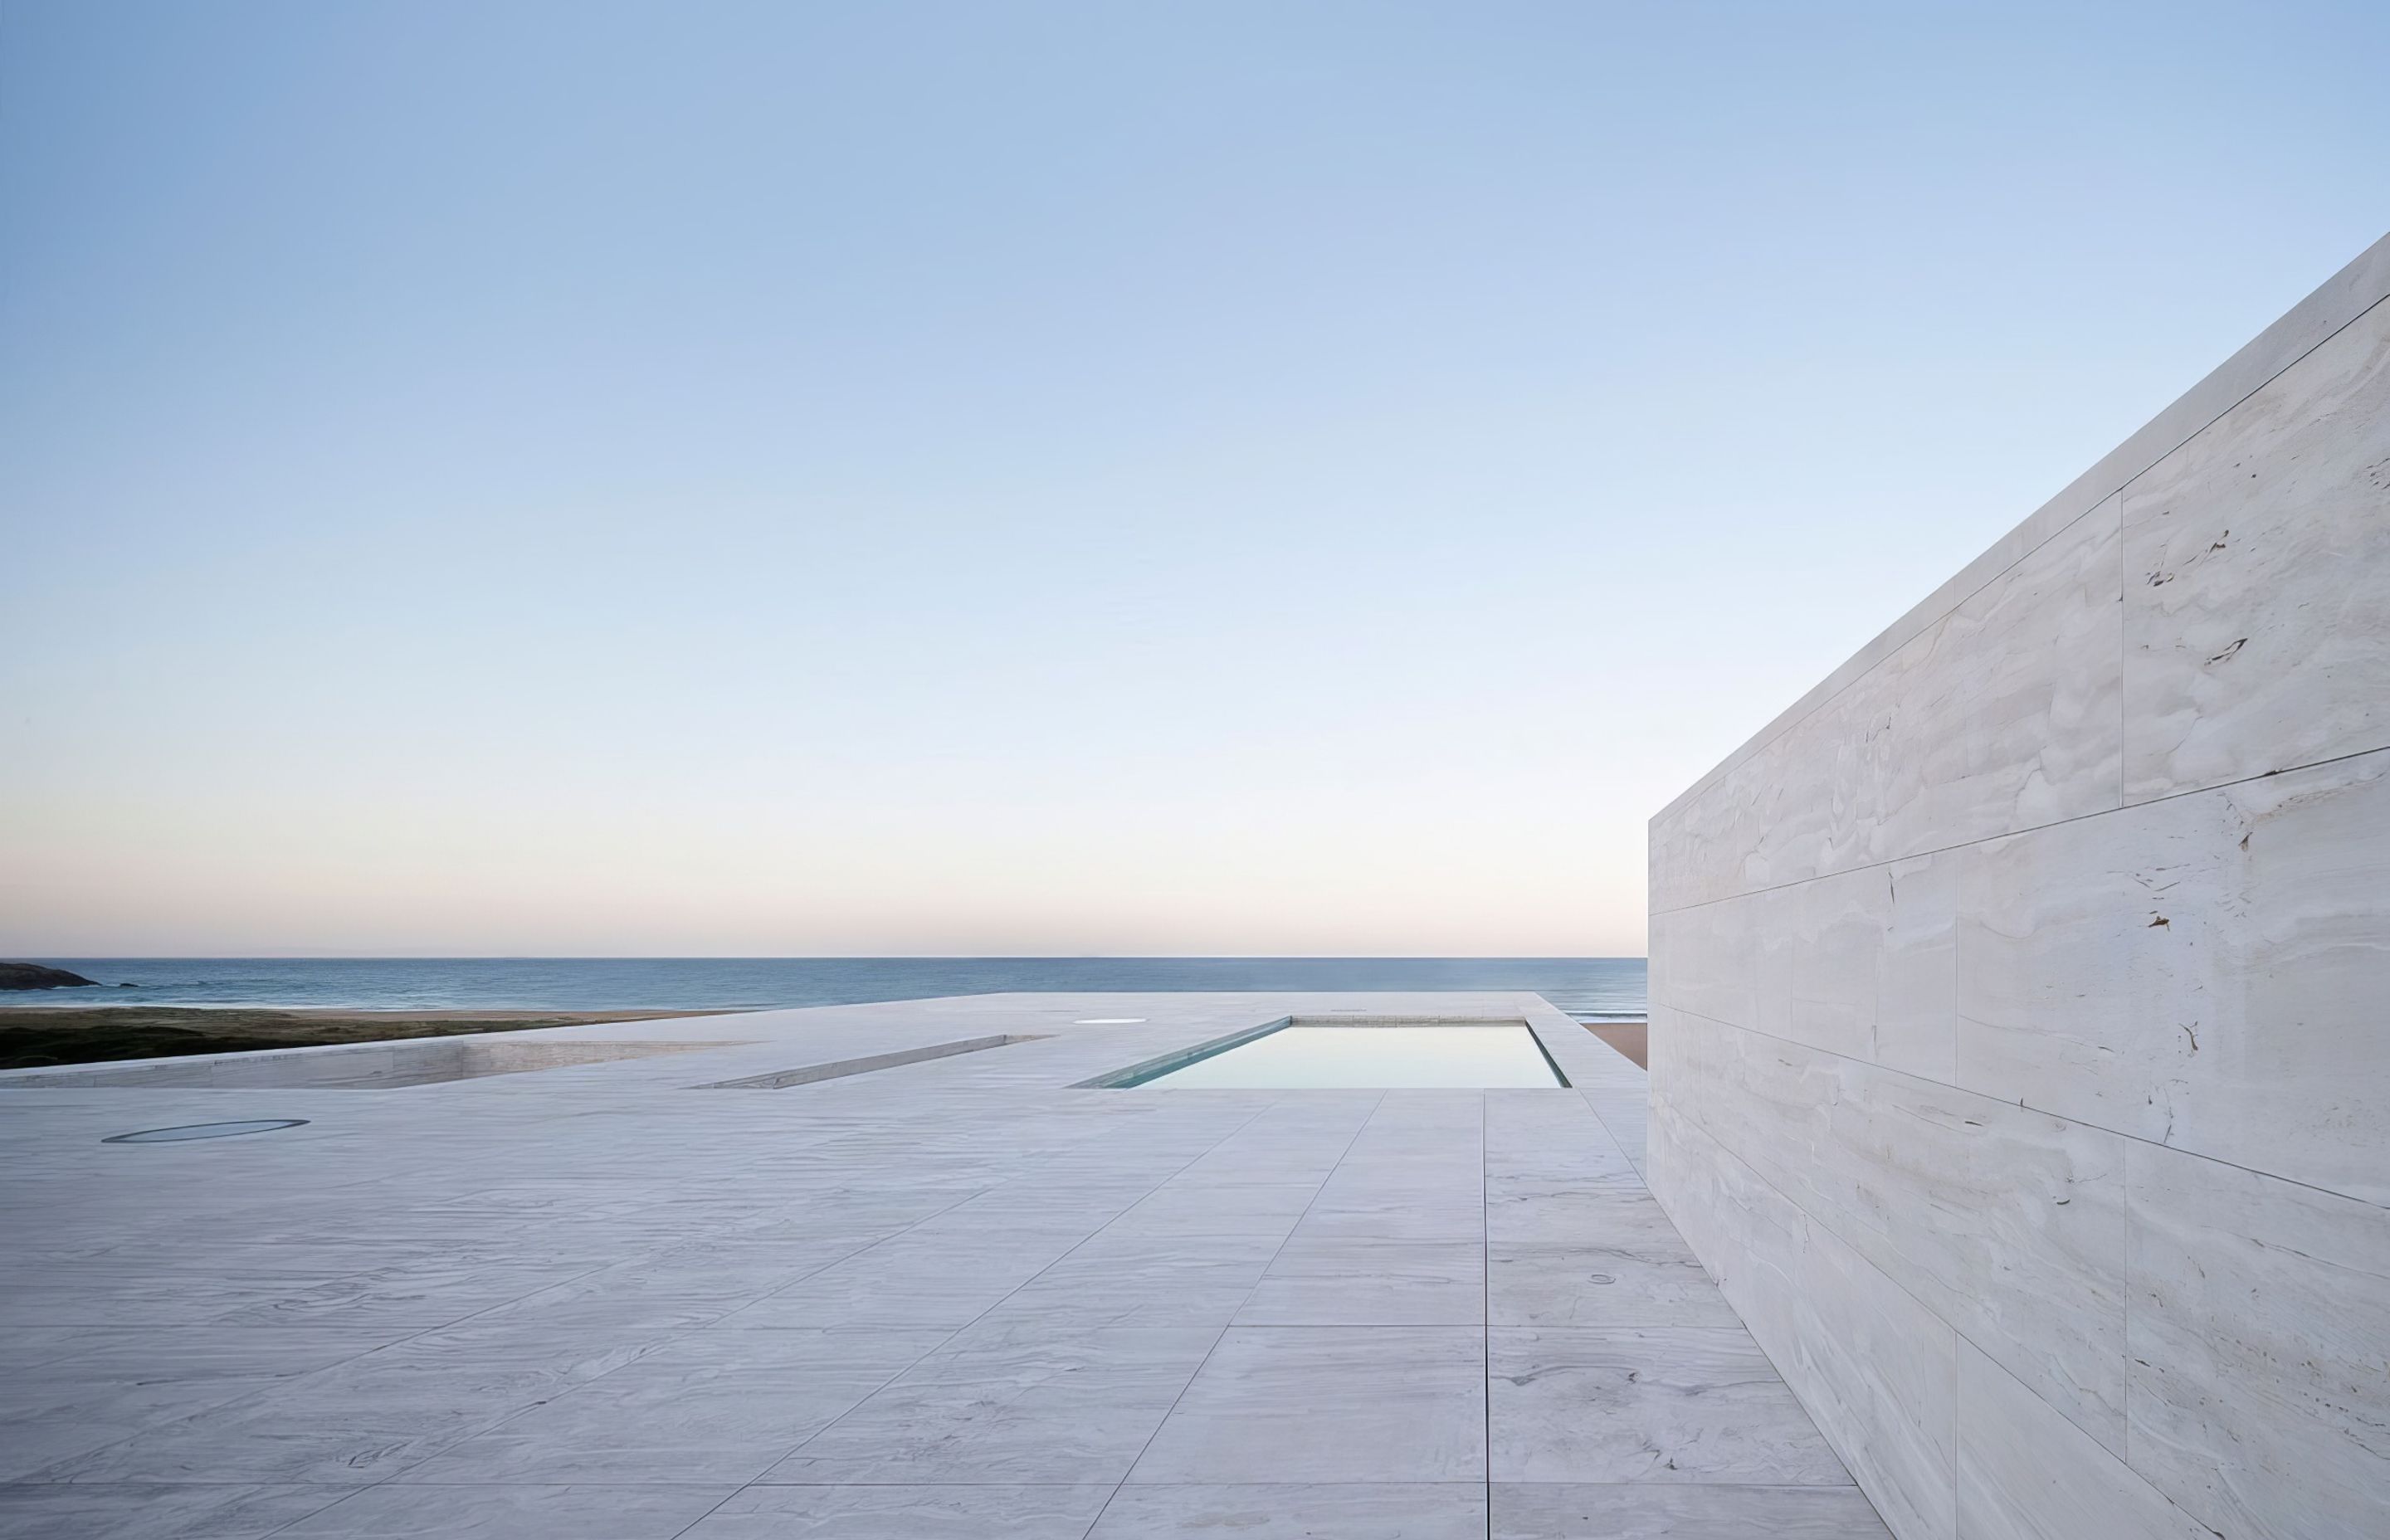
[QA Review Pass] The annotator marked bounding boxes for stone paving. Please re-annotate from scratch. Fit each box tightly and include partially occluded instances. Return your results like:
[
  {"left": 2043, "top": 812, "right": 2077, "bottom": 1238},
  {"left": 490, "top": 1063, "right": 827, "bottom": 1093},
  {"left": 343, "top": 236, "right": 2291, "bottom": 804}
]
[{"left": 0, "top": 993, "right": 1891, "bottom": 1538}]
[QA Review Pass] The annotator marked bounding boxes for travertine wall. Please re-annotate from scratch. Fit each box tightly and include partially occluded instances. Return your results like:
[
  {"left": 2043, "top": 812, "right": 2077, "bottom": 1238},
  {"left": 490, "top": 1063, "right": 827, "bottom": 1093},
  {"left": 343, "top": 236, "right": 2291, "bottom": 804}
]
[{"left": 1646, "top": 234, "right": 2390, "bottom": 1540}]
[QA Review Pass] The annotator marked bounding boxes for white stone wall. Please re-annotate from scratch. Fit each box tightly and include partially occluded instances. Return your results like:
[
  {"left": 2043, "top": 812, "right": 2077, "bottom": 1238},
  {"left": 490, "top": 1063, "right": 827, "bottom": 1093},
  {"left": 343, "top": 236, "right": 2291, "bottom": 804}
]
[{"left": 1646, "top": 233, "right": 2390, "bottom": 1540}]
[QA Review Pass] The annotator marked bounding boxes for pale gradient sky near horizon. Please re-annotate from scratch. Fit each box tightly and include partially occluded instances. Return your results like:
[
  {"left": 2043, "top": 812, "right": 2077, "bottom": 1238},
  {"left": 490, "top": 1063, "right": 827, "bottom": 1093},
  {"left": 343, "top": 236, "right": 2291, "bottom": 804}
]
[{"left": 3, "top": 2, "right": 2386, "bottom": 959}]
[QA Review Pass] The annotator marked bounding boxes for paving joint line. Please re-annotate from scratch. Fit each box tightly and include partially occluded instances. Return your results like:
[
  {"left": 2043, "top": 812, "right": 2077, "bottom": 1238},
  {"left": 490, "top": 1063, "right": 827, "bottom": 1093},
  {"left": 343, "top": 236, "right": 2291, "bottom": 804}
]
[{"left": 1079, "top": 1089, "right": 1386, "bottom": 1534}]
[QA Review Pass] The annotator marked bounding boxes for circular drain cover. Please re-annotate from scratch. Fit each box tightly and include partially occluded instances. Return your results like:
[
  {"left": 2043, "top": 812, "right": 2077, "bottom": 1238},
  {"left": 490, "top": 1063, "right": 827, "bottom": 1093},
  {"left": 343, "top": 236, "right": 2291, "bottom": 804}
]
[
  {"left": 103, "top": 1119, "right": 310, "bottom": 1145},
  {"left": 1074, "top": 1017, "right": 1147, "bottom": 1025}
]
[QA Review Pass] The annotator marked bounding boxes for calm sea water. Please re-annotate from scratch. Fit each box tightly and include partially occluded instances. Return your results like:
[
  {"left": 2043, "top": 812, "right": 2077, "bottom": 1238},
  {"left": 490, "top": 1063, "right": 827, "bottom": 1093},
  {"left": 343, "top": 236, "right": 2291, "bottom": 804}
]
[{"left": 19, "top": 958, "right": 1647, "bottom": 1021}]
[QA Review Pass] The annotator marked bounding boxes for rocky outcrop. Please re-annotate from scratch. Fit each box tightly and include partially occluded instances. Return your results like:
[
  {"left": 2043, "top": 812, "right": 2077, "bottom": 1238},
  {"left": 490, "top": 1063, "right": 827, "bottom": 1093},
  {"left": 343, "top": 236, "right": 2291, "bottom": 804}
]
[{"left": 0, "top": 962, "right": 101, "bottom": 991}]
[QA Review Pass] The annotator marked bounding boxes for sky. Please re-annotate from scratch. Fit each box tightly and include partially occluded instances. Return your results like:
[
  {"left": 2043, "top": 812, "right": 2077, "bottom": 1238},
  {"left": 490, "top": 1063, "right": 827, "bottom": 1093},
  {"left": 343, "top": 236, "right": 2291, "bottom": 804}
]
[{"left": 2, "top": 2, "right": 2386, "bottom": 959}]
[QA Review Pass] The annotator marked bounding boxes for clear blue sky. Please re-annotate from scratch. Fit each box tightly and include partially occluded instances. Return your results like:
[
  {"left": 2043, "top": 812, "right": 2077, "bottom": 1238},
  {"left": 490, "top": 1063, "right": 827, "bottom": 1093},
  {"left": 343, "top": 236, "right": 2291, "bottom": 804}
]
[{"left": 3, "top": 2, "right": 2384, "bottom": 958}]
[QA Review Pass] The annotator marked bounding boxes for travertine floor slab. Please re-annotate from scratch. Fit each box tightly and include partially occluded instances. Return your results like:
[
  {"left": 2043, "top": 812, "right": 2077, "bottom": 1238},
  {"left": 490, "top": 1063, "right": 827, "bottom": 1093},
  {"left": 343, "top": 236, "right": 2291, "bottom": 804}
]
[
  {"left": 0, "top": 992, "right": 1880, "bottom": 1538},
  {"left": 685, "top": 1484, "right": 1113, "bottom": 1538},
  {"left": 1234, "top": 1235, "right": 1485, "bottom": 1325},
  {"left": 1490, "top": 1481, "right": 1894, "bottom": 1538},
  {"left": 395, "top": 1327, "right": 950, "bottom": 1484},
  {"left": 276, "top": 1484, "right": 737, "bottom": 1538},
  {"left": 1128, "top": 1325, "right": 1488, "bottom": 1484},
  {"left": 764, "top": 1323, "right": 1220, "bottom": 1484},
  {"left": 1487, "top": 1238, "right": 1743, "bottom": 1328},
  {"left": 1090, "top": 1482, "right": 1490, "bottom": 1537},
  {"left": 0, "top": 1484, "right": 356, "bottom": 1540},
  {"left": 1489, "top": 1326, "right": 1857, "bottom": 1485}
]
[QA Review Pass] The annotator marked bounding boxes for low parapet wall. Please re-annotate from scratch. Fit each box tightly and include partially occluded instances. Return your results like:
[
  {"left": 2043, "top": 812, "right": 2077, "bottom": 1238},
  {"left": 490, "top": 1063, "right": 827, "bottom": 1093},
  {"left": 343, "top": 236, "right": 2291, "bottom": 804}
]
[{"left": 1646, "top": 233, "right": 2390, "bottom": 1540}]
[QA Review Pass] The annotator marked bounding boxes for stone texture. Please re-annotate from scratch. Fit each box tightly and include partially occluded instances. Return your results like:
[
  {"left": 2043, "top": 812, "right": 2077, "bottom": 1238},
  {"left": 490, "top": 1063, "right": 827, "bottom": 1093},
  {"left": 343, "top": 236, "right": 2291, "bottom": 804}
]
[
  {"left": 2123, "top": 1142, "right": 2390, "bottom": 1540},
  {"left": 0, "top": 1327, "right": 391, "bottom": 1481},
  {"left": 1877, "top": 850, "right": 1959, "bottom": 1082},
  {"left": 1955, "top": 1339, "right": 2213, "bottom": 1540},
  {"left": 1650, "top": 495, "right": 2124, "bottom": 913},
  {"left": 1492, "top": 1483, "right": 1894, "bottom": 1538},
  {"left": 273, "top": 1484, "right": 736, "bottom": 1538},
  {"left": 1646, "top": 1101, "right": 1959, "bottom": 1540},
  {"left": 2123, "top": 295, "right": 2390, "bottom": 800},
  {"left": 1656, "top": 232, "right": 2390, "bottom": 880},
  {"left": 0, "top": 1484, "right": 352, "bottom": 1540},
  {"left": 1129, "top": 1326, "right": 1485, "bottom": 1484},
  {"left": 394, "top": 1327, "right": 949, "bottom": 1484},
  {"left": 1091, "top": 1483, "right": 1489, "bottom": 1538},
  {"left": 1488, "top": 1325, "right": 1854, "bottom": 1486},
  {"left": 1661, "top": 1008, "right": 2129, "bottom": 1452},
  {"left": 1671, "top": 747, "right": 2390, "bottom": 1205},
  {"left": 1486, "top": 1235, "right": 1739, "bottom": 1328},
  {"left": 766, "top": 1323, "right": 1219, "bottom": 1484},
  {"left": 0, "top": 992, "right": 1858, "bottom": 1537},
  {"left": 1236, "top": 1235, "right": 1485, "bottom": 1325},
  {"left": 685, "top": 1484, "right": 1114, "bottom": 1538},
  {"left": 1651, "top": 241, "right": 2390, "bottom": 1540},
  {"left": 1955, "top": 746, "right": 2390, "bottom": 1203},
  {"left": 35, "top": 1327, "right": 670, "bottom": 1484}
]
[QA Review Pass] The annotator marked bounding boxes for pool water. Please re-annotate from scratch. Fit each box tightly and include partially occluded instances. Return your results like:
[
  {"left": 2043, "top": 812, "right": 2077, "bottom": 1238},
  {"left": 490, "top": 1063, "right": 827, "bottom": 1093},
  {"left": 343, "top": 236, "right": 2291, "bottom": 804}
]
[{"left": 1139, "top": 1024, "right": 1566, "bottom": 1089}]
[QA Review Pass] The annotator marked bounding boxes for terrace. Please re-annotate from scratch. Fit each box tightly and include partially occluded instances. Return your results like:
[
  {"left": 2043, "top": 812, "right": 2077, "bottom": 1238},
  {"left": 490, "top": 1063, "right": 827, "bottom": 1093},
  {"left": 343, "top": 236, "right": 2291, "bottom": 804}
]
[{"left": 0, "top": 992, "right": 1890, "bottom": 1538}]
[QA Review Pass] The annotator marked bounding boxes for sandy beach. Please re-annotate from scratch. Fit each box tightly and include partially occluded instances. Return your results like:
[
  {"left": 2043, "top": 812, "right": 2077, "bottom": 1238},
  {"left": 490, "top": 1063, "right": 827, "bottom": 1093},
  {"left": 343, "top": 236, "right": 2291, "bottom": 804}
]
[
  {"left": 0, "top": 1006, "right": 740, "bottom": 1073},
  {"left": 1585, "top": 1018, "right": 1648, "bottom": 1068}
]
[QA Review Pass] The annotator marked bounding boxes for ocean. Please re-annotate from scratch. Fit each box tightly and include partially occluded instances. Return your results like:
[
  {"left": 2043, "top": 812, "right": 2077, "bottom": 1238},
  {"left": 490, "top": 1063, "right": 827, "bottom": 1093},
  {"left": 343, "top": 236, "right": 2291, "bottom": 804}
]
[{"left": 16, "top": 958, "right": 1648, "bottom": 1022}]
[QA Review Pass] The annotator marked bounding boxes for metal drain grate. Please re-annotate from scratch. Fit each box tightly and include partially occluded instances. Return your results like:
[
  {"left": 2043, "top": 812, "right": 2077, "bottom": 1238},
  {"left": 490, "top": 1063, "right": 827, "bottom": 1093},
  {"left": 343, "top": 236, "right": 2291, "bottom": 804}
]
[{"left": 103, "top": 1119, "right": 310, "bottom": 1144}]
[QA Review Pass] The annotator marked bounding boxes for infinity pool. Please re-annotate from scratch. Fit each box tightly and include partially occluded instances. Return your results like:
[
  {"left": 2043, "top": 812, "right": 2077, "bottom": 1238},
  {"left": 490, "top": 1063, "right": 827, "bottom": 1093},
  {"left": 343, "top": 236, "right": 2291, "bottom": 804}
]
[{"left": 1136, "top": 1023, "right": 1567, "bottom": 1089}]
